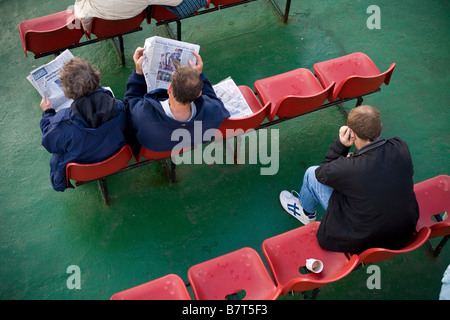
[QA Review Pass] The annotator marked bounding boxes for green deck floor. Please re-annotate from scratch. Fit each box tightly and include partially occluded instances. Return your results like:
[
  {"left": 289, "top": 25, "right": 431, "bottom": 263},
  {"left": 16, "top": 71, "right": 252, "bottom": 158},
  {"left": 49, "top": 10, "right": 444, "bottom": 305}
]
[{"left": 1, "top": 0, "right": 449, "bottom": 300}]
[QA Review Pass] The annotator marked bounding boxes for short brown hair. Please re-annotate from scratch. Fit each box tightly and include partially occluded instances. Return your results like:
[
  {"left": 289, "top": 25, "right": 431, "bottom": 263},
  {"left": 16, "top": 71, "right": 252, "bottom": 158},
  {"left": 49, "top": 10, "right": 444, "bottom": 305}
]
[
  {"left": 59, "top": 57, "right": 101, "bottom": 100},
  {"left": 347, "top": 105, "right": 382, "bottom": 141},
  {"left": 171, "top": 66, "right": 203, "bottom": 104}
]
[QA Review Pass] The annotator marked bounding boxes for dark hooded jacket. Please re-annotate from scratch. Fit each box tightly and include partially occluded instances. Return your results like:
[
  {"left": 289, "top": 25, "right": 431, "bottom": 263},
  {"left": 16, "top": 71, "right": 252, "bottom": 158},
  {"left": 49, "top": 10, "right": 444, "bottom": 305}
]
[
  {"left": 40, "top": 88, "right": 128, "bottom": 191},
  {"left": 315, "top": 137, "right": 419, "bottom": 254}
]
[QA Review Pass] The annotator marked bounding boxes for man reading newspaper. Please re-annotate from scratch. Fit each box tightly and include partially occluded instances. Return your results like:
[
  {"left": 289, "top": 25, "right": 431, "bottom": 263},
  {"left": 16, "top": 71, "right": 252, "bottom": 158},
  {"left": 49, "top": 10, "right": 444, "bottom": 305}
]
[
  {"left": 125, "top": 47, "right": 230, "bottom": 155},
  {"left": 39, "top": 57, "right": 128, "bottom": 192}
]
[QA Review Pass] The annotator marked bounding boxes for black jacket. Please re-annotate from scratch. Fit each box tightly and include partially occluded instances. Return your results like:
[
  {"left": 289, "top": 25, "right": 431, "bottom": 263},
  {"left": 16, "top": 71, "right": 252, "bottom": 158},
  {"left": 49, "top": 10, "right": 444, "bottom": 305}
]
[{"left": 315, "top": 137, "right": 419, "bottom": 254}]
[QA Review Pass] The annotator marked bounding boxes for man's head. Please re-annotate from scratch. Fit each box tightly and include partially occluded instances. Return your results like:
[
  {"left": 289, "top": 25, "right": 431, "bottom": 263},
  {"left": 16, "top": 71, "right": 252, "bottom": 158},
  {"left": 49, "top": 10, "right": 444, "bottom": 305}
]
[
  {"left": 347, "top": 105, "right": 382, "bottom": 141},
  {"left": 170, "top": 66, "right": 203, "bottom": 104},
  {"left": 59, "top": 57, "right": 101, "bottom": 100}
]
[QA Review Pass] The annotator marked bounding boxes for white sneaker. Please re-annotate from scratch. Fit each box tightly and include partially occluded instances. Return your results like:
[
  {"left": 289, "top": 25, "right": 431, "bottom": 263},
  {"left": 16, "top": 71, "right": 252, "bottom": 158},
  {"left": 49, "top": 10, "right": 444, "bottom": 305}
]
[{"left": 279, "top": 190, "right": 316, "bottom": 225}]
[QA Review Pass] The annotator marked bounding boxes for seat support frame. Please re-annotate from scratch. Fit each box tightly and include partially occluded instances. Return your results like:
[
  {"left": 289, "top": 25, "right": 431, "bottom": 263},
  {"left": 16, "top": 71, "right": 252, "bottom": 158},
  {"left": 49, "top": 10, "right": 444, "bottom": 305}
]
[
  {"left": 155, "top": 0, "right": 291, "bottom": 41},
  {"left": 426, "top": 235, "right": 449, "bottom": 257}
]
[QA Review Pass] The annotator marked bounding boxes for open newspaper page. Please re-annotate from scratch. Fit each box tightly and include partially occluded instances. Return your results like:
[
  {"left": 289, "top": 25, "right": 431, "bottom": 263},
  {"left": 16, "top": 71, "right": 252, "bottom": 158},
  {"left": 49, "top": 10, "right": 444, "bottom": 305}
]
[
  {"left": 142, "top": 36, "right": 200, "bottom": 92},
  {"left": 213, "top": 77, "right": 253, "bottom": 119},
  {"left": 27, "top": 49, "right": 74, "bottom": 112}
]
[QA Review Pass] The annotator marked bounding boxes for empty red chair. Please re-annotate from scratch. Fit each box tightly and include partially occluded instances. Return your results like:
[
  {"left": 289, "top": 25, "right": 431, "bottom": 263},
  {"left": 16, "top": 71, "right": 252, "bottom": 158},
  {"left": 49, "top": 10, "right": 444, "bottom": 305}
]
[
  {"left": 414, "top": 175, "right": 450, "bottom": 256},
  {"left": 254, "top": 68, "right": 335, "bottom": 121},
  {"left": 215, "top": 85, "right": 270, "bottom": 138},
  {"left": 262, "top": 221, "right": 359, "bottom": 296},
  {"left": 18, "top": 10, "right": 85, "bottom": 57},
  {"left": 313, "top": 52, "right": 396, "bottom": 102},
  {"left": 357, "top": 227, "right": 431, "bottom": 264},
  {"left": 188, "top": 247, "right": 282, "bottom": 300},
  {"left": 65, "top": 144, "right": 133, "bottom": 205},
  {"left": 110, "top": 274, "right": 192, "bottom": 300}
]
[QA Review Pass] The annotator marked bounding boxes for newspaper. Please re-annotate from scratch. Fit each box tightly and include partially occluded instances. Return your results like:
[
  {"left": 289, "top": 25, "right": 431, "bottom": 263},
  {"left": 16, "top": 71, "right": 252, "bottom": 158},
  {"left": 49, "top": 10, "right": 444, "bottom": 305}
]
[
  {"left": 142, "top": 36, "right": 200, "bottom": 92},
  {"left": 27, "top": 49, "right": 74, "bottom": 112},
  {"left": 213, "top": 77, "right": 253, "bottom": 119}
]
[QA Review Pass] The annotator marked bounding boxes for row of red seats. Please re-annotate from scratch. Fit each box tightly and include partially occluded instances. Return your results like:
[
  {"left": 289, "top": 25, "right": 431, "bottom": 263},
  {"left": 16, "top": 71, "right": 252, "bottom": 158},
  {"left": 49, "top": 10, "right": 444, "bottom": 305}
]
[
  {"left": 19, "top": 1, "right": 286, "bottom": 58},
  {"left": 65, "top": 51, "right": 395, "bottom": 205},
  {"left": 110, "top": 174, "right": 449, "bottom": 299}
]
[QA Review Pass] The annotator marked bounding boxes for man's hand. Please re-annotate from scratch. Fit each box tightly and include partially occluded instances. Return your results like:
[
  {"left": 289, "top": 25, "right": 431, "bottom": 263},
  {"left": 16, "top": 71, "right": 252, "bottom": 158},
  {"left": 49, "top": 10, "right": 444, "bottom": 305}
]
[
  {"left": 133, "top": 47, "right": 146, "bottom": 75},
  {"left": 339, "top": 126, "right": 355, "bottom": 147},
  {"left": 40, "top": 95, "right": 53, "bottom": 111},
  {"left": 189, "top": 51, "right": 203, "bottom": 74}
]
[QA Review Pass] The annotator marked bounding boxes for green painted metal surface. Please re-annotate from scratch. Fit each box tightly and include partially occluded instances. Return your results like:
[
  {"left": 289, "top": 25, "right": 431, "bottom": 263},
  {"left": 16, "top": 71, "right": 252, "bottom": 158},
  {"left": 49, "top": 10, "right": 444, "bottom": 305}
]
[{"left": 0, "top": 0, "right": 448, "bottom": 300}]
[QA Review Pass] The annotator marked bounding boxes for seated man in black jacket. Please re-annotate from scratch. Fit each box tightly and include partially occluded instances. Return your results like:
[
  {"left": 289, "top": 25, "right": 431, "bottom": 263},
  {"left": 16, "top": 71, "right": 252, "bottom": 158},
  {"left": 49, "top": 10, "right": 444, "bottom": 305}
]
[{"left": 279, "top": 105, "right": 419, "bottom": 254}]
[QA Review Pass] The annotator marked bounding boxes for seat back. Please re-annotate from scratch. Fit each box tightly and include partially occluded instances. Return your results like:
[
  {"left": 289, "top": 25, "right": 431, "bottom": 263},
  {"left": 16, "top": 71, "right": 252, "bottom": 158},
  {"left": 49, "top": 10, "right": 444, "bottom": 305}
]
[
  {"left": 66, "top": 144, "right": 133, "bottom": 184},
  {"left": 357, "top": 227, "right": 431, "bottom": 264},
  {"left": 149, "top": 5, "right": 178, "bottom": 22},
  {"left": 414, "top": 175, "right": 450, "bottom": 236},
  {"left": 215, "top": 85, "right": 270, "bottom": 138},
  {"left": 273, "top": 81, "right": 335, "bottom": 121},
  {"left": 110, "top": 274, "right": 192, "bottom": 300},
  {"left": 331, "top": 63, "right": 396, "bottom": 101},
  {"left": 18, "top": 10, "right": 84, "bottom": 57},
  {"left": 262, "top": 221, "right": 359, "bottom": 295},
  {"left": 188, "top": 247, "right": 282, "bottom": 300},
  {"left": 87, "top": 11, "right": 145, "bottom": 38}
]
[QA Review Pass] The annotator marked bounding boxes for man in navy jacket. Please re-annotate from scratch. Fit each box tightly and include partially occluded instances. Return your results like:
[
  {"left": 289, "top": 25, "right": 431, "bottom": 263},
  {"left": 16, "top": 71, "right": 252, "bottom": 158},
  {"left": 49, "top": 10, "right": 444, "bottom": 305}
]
[
  {"left": 279, "top": 105, "right": 419, "bottom": 254},
  {"left": 40, "top": 58, "right": 128, "bottom": 192},
  {"left": 124, "top": 47, "right": 230, "bottom": 155}
]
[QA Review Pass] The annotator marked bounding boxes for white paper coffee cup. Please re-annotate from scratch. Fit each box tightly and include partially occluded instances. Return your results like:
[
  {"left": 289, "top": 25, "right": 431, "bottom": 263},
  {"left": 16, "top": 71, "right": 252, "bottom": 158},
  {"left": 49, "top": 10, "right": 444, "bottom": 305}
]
[{"left": 306, "top": 258, "right": 323, "bottom": 273}]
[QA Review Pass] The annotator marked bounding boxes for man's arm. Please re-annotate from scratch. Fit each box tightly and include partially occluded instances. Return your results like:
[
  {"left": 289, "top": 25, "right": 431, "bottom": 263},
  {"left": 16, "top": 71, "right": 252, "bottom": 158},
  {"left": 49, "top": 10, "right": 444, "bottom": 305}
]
[
  {"left": 315, "top": 126, "right": 354, "bottom": 188},
  {"left": 187, "top": 52, "right": 221, "bottom": 100},
  {"left": 124, "top": 47, "right": 148, "bottom": 103},
  {"left": 39, "top": 96, "right": 55, "bottom": 134}
]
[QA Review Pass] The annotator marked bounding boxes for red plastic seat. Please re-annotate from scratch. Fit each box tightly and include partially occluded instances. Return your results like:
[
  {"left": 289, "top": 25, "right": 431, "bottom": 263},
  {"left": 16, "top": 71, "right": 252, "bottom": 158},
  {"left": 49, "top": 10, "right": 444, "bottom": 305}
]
[
  {"left": 357, "top": 227, "right": 432, "bottom": 264},
  {"left": 149, "top": 5, "right": 179, "bottom": 22},
  {"left": 187, "top": 247, "right": 282, "bottom": 300},
  {"left": 313, "top": 52, "right": 396, "bottom": 102},
  {"left": 262, "top": 222, "right": 359, "bottom": 296},
  {"left": 65, "top": 144, "right": 133, "bottom": 205},
  {"left": 254, "top": 68, "right": 335, "bottom": 121},
  {"left": 85, "top": 11, "right": 146, "bottom": 39},
  {"left": 215, "top": 85, "right": 270, "bottom": 138},
  {"left": 110, "top": 274, "right": 192, "bottom": 300},
  {"left": 414, "top": 175, "right": 450, "bottom": 255},
  {"left": 18, "top": 10, "right": 85, "bottom": 57},
  {"left": 137, "top": 146, "right": 174, "bottom": 163}
]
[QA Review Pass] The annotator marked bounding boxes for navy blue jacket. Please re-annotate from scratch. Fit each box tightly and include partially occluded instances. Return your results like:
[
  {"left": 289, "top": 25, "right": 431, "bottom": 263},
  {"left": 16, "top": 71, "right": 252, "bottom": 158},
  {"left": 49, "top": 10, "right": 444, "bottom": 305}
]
[
  {"left": 315, "top": 137, "right": 419, "bottom": 254},
  {"left": 124, "top": 71, "right": 230, "bottom": 154},
  {"left": 40, "top": 88, "right": 128, "bottom": 192}
]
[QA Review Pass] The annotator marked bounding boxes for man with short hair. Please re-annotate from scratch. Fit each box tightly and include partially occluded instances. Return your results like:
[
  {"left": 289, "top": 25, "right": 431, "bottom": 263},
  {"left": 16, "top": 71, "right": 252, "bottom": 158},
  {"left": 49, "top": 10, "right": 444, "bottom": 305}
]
[
  {"left": 125, "top": 47, "right": 229, "bottom": 154},
  {"left": 279, "top": 105, "right": 419, "bottom": 254},
  {"left": 39, "top": 57, "right": 128, "bottom": 191}
]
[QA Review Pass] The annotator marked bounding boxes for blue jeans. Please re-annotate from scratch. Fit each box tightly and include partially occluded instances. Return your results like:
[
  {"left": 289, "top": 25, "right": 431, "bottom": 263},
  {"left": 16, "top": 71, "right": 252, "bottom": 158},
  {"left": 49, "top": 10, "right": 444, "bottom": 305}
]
[{"left": 298, "top": 166, "right": 334, "bottom": 213}]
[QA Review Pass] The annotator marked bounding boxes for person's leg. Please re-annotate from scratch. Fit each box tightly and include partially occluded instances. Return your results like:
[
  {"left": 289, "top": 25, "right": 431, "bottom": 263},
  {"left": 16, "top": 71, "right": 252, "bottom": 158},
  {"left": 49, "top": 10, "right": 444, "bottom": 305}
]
[{"left": 298, "top": 166, "right": 333, "bottom": 213}]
